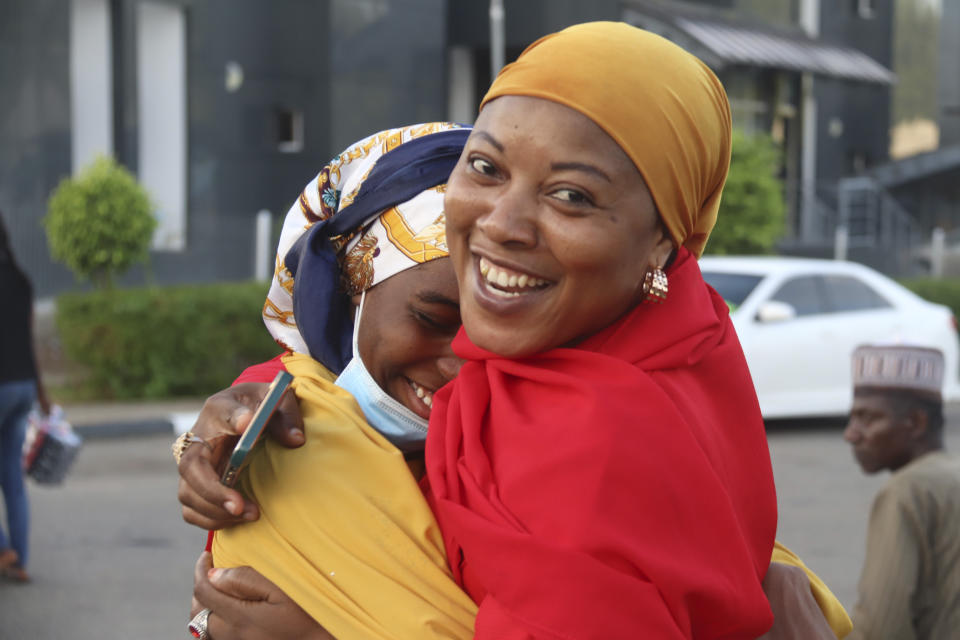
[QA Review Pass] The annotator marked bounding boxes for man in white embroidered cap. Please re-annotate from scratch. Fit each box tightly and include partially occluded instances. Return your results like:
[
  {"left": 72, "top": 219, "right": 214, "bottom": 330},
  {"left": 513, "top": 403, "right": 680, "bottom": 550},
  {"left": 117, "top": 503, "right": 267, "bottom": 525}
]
[{"left": 844, "top": 343, "right": 960, "bottom": 640}]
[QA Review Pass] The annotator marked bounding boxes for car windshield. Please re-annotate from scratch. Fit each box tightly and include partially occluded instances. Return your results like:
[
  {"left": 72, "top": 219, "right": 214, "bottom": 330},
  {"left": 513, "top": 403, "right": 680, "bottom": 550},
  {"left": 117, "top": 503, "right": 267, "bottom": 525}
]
[{"left": 701, "top": 272, "right": 764, "bottom": 308}]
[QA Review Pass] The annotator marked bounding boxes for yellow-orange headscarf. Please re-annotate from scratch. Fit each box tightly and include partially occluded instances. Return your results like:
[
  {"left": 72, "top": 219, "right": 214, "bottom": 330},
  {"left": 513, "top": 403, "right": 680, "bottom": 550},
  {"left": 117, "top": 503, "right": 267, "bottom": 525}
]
[{"left": 480, "top": 22, "right": 731, "bottom": 257}]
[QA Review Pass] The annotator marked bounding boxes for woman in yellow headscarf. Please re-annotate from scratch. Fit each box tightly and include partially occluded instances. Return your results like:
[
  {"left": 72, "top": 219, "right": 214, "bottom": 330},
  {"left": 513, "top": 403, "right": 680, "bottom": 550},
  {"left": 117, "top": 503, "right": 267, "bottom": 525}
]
[{"left": 421, "top": 22, "right": 844, "bottom": 639}]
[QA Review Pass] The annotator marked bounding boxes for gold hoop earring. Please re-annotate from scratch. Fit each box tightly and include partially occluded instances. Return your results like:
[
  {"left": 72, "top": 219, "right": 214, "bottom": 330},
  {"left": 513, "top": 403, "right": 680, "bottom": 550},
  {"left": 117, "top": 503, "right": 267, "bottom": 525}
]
[{"left": 642, "top": 267, "right": 668, "bottom": 304}]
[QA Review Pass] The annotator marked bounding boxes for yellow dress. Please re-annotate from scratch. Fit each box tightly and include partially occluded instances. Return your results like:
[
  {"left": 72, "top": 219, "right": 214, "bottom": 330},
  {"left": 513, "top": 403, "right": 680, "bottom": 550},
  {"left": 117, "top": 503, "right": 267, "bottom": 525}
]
[
  {"left": 214, "top": 355, "right": 849, "bottom": 639},
  {"left": 213, "top": 352, "right": 478, "bottom": 640},
  {"left": 772, "top": 541, "right": 853, "bottom": 638}
]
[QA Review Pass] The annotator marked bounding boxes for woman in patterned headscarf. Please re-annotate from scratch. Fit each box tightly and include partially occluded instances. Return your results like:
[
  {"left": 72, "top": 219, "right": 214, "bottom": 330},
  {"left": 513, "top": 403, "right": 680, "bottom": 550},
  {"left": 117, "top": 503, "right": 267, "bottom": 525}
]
[{"left": 187, "top": 123, "right": 480, "bottom": 640}]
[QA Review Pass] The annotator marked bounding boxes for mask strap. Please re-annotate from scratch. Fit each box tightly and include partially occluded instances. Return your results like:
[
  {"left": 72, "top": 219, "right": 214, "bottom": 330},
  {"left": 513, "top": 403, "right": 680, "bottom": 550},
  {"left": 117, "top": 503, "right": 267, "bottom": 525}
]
[{"left": 352, "top": 290, "right": 366, "bottom": 358}]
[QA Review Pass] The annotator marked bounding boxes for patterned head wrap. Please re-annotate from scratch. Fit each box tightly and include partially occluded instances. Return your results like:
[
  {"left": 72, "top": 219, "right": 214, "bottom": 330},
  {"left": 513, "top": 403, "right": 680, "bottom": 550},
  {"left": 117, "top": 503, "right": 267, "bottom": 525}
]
[
  {"left": 263, "top": 123, "right": 470, "bottom": 373},
  {"left": 480, "top": 22, "right": 732, "bottom": 257},
  {"left": 852, "top": 343, "right": 945, "bottom": 400}
]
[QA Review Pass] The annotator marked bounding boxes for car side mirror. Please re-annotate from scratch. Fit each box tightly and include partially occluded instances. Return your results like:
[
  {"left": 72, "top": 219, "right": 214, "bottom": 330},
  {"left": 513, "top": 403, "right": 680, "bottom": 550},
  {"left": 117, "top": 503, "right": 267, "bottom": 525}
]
[{"left": 756, "top": 300, "right": 797, "bottom": 323}]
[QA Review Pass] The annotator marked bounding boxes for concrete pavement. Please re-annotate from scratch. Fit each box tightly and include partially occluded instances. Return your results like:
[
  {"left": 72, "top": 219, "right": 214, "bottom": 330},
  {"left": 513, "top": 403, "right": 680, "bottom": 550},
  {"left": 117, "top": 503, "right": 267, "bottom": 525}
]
[
  {"left": 0, "top": 433, "right": 203, "bottom": 640},
  {"left": 62, "top": 397, "right": 205, "bottom": 439},
  {"left": 17, "top": 397, "right": 959, "bottom": 626},
  {"left": 0, "top": 401, "right": 209, "bottom": 639},
  {"left": 8, "top": 413, "right": 958, "bottom": 639}
]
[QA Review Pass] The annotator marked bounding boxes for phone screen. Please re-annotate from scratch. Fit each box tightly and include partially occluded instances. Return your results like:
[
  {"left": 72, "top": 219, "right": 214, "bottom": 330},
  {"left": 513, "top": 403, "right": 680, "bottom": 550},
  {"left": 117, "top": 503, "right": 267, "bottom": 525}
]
[{"left": 220, "top": 370, "right": 294, "bottom": 487}]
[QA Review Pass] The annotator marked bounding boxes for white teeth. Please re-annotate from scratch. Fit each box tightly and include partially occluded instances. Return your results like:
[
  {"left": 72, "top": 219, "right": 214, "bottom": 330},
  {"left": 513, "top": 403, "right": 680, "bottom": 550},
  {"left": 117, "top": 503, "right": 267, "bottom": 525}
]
[
  {"left": 478, "top": 257, "right": 547, "bottom": 293},
  {"left": 410, "top": 381, "right": 434, "bottom": 409}
]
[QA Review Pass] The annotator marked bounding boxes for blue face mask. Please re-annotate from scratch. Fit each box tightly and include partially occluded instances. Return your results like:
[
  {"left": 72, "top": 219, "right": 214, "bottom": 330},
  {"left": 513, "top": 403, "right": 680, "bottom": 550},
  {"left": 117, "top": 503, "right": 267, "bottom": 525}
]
[{"left": 335, "top": 291, "right": 430, "bottom": 453}]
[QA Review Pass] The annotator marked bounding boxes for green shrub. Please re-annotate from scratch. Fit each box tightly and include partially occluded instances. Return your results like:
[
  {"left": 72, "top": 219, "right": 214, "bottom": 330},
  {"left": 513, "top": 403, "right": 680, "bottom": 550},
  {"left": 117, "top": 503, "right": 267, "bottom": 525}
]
[
  {"left": 56, "top": 282, "right": 281, "bottom": 399},
  {"left": 706, "top": 130, "right": 786, "bottom": 255},
  {"left": 900, "top": 277, "right": 960, "bottom": 321},
  {"left": 45, "top": 155, "right": 157, "bottom": 289}
]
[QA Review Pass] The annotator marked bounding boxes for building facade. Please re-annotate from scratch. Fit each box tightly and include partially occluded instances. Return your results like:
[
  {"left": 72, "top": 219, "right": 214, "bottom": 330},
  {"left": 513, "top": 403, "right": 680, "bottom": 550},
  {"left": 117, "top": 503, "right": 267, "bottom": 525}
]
[
  {"left": 0, "top": 0, "right": 898, "bottom": 296},
  {"left": 1, "top": 0, "right": 446, "bottom": 296}
]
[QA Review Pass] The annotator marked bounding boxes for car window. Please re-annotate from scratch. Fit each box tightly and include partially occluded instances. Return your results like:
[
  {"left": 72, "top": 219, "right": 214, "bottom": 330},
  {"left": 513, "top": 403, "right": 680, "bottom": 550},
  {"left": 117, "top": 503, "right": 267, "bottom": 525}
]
[
  {"left": 701, "top": 272, "right": 764, "bottom": 307},
  {"left": 821, "top": 275, "right": 892, "bottom": 312},
  {"left": 769, "top": 276, "right": 825, "bottom": 316}
]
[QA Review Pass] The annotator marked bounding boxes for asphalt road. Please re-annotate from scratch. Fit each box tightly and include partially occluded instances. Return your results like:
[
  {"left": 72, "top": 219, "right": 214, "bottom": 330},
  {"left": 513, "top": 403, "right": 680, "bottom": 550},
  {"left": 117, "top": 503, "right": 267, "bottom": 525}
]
[
  {"left": 768, "top": 407, "right": 960, "bottom": 610},
  {"left": 0, "top": 434, "right": 201, "bottom": 640},
  {"left": 2, "top": 414, "right": 958, "bottom": 639}
]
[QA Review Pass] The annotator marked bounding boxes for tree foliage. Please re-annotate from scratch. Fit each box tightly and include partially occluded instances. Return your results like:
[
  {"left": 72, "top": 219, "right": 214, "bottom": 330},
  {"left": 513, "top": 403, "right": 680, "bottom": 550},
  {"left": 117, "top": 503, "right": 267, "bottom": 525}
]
[
  {"left": 44, "top": 155, "right": 156, "bottom": 289},
  {"left": 705, "top": 130, "right": 785, "bottom": 256}
]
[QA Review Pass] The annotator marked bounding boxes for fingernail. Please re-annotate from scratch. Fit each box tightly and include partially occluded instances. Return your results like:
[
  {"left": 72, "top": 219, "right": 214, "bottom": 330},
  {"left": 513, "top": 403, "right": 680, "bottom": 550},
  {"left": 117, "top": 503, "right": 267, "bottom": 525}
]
[
  {"left": 208, "top": 568, "right": 222, "bottom": 582},
  {"left": 242, "top": 507, "right": 257, "bottom": 521},
  {"left": 224, "top": 500, "right": 240, "bottom": 515}
]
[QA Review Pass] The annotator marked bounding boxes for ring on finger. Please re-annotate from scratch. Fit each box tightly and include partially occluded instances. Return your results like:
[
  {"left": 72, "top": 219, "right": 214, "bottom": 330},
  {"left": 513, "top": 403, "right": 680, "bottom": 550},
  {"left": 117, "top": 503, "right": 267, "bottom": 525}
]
[
  {"left": 188, "top": 607, "right": 211, "bottom": 640},
  {"left": 172, "top": 432, "right": 213, "bottom": 465}
]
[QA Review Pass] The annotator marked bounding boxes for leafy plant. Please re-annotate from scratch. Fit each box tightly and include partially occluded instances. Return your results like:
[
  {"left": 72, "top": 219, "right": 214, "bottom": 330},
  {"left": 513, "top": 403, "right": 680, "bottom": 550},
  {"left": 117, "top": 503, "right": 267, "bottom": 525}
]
[
  {"left": 900, "top": 277, "right": 960, "bottom": 322},
  {"left": 45, "top": 155, "right": 157, "bottom": 289},
  {"left": 56, "top": 282, "right": 281, "bottom": 399},
  {"left": 706, "top": 130, "right": 786, "bottom": 256}
]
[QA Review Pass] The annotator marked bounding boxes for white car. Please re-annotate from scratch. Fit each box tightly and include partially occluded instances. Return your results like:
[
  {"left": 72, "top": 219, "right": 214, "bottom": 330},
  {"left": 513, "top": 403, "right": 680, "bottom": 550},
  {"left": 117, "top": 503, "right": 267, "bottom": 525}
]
[{"left": 698, "top": 256, "right": 960, "bottom": 419}]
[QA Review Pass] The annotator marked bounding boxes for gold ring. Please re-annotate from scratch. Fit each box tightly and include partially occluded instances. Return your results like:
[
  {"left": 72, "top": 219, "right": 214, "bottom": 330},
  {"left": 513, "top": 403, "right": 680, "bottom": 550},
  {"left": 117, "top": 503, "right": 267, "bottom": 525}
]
[{"left": 172, "top": 432, "right": 211, "bottom": 465}]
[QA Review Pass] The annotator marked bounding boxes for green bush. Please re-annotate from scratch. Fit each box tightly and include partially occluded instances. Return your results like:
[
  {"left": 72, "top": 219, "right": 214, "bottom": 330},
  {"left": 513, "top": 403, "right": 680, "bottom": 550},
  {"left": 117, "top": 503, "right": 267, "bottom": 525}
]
[
  {"left": 706, "top": 130, "right": 786, "bottom": 255},
  {"left": 45, "top": 155, "right": 157, "bottom": 289},
  {"left": 56, "top": 282, "right": 281, "bottom": 399},
  {"left": 900, "top": 277, "right": 960, "bottom": 321}
]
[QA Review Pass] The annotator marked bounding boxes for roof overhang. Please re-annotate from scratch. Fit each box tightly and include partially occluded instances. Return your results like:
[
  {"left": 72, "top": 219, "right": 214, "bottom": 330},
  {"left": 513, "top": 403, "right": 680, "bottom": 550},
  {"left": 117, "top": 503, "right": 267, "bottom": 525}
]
[
  {"left": 870, "top": 146, "right": 960, "bottom": 188},
  {"left": 622, "top": 3, "right": 895, "bottom": 85}
]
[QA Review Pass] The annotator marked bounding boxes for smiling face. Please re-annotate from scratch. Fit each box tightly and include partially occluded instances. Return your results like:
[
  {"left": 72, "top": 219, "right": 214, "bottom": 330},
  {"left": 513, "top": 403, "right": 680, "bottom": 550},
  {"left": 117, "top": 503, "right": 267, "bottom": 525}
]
[
  {"left": 444, "top": 96, "right": 675, "bottom": 358},
  {"left": 353, "top": 257, "right": 462, "bottom": 420}
]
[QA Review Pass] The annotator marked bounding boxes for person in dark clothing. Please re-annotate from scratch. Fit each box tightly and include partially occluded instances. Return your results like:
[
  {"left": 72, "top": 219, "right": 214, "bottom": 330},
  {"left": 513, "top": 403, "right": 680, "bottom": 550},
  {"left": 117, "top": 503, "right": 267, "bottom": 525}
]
[{"left": 0, "top": 211, "right": 49, "bottom": 583}]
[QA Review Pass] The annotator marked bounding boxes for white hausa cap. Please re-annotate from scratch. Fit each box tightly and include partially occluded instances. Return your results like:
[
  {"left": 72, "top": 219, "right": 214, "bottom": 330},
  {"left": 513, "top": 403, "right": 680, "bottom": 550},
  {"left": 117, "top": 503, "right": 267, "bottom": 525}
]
[{"left": 852, "top": 343, "right": 945, "bottom": 399}]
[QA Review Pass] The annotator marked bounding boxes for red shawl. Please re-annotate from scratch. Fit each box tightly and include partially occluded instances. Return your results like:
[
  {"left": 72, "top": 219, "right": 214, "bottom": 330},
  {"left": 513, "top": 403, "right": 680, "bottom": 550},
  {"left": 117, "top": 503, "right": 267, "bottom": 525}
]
[
  {"left": 232, "top": 353, "right": 288, "bottom": 385},
  {"left": 424, "top": 249, "right": 776, "bottom": 639}
]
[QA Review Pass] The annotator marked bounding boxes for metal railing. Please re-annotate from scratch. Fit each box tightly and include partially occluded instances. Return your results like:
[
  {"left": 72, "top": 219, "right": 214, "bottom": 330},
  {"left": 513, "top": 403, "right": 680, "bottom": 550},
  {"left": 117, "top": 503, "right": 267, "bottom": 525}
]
[
  {"left": 779, "top": 177, "right": 932, "bottom": 276},
  {"left": 837, "top": 176, "right": 922, "bottom": 247}
]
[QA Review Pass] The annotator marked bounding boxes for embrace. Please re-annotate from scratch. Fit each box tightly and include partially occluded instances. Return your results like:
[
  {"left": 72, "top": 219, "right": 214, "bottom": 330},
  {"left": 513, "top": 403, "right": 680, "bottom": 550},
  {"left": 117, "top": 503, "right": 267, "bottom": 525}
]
[{"left": 177, "top": 22, "right": 851, "bottom": 640}]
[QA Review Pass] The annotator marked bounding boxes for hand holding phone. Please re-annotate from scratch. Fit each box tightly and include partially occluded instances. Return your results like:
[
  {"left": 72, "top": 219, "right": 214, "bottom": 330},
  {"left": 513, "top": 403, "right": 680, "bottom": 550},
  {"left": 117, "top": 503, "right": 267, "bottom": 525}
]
[{"left": 220, "top": 371, "right": 294, "bottom": 487}]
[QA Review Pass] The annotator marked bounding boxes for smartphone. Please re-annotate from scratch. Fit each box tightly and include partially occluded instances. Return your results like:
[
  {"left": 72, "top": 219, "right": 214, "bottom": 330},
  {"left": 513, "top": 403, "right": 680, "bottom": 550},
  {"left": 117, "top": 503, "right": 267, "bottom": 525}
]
[{"left": 220, "top": 370, "right": 294, "bottom": 487}]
